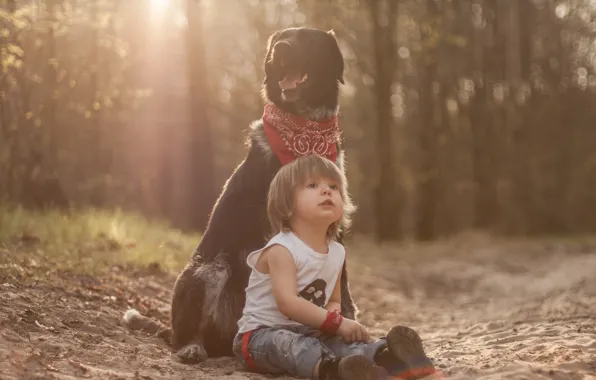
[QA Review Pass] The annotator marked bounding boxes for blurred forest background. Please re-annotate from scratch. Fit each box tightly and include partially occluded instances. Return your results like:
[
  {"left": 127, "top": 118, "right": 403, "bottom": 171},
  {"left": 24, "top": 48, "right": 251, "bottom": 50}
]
[{"left": 2, "top": 0, "right": 596, "bottom": 242}]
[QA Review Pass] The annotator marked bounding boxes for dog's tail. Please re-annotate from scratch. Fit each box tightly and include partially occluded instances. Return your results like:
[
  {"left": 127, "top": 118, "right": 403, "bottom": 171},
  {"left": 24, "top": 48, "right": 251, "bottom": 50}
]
[{"left": 122, "top": 308, "right": 172, "bottom": 345}]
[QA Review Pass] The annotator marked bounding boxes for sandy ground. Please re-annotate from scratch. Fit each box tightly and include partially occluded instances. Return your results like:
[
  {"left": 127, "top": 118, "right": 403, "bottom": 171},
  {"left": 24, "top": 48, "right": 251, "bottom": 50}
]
[{"left": 1, "top": 236, "right": 595, "bottom": 380}]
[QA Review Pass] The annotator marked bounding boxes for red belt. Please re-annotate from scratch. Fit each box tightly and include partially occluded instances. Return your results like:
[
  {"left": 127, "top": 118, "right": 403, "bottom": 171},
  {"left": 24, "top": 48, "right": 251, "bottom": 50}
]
[{"left": 241, "top": 329, "right": 258, "bottom": 372}]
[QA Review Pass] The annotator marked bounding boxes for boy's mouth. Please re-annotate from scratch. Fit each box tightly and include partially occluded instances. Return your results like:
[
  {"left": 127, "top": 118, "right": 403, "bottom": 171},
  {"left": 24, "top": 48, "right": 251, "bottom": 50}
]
[{"left": 320, "top": 199, "right": 334, "bottom": 207}]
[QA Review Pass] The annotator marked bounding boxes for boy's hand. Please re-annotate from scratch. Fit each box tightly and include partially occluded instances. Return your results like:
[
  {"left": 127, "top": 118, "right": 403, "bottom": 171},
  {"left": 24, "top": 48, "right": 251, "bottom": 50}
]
[{"left": 337, "top": 318, "right": 370, "bottom": 343}]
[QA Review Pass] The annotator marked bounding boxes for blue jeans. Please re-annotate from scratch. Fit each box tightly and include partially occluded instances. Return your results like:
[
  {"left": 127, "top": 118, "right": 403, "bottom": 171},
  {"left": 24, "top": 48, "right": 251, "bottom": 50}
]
[{"left": 233, "top": 325, "right": 388, "bottom": 378}]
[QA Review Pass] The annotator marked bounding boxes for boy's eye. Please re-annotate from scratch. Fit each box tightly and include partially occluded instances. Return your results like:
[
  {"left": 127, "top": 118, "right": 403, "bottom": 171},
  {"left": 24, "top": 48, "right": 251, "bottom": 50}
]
[
  {"left": 330, "top": 184, "right": 339, "bottom": 190},
  {"left": 307, "top": 182, "right": 317, "bottom": 188}
]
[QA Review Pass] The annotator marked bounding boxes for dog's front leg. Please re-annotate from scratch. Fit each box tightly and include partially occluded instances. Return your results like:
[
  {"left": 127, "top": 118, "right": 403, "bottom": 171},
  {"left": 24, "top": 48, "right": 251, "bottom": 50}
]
[
  {"left": 336, "top": 228, "right": 358, "bottom": 320},
  {"left": 339, "top": 259, "right": 358, "bottom": 320},
  {"left": 171, "top": 256, "right": 234, "bottom": 363},
  {"left": 170, "top": 261, "right": 211, "bottom": 363}
]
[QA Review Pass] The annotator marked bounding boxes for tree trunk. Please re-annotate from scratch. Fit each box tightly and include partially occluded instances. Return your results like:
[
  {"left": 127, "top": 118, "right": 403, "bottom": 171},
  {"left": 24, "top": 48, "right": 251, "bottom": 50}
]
[
  {"left": 309, "top": 0, "right": 334, "bottom": 31},
  {"left": 414, "top": 0, "right": 442, "bottom": 241},
  {"left": 368, "top": 0, "right": 401, "bottom": 241},
  {"left": 0, "top": 0, "right": 16, "bottom": 197},
  {"left": 28, "top": 0, "right": 68, "bottom": 209},
  {"left": 185, "top": 0, "right": 217, "bottom": 231},
  {"left": 468, "top": 0, "right": 501, "bottom": 230},
  {"left": 89, "top": 0, "right": 104, "bottom": 206}
]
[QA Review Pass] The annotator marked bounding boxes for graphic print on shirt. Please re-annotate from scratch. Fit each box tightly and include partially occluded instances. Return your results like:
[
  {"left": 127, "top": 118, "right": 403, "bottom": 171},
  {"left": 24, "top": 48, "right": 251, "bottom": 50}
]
[{"left": 298, "top": 278, "right": 327, "bottom": 307}]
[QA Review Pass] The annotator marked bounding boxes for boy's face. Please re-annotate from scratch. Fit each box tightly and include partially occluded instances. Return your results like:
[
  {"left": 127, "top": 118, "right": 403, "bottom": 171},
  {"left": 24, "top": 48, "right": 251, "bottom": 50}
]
[{"left": 293, "top": 176, "right": 343, "bottom": 227}]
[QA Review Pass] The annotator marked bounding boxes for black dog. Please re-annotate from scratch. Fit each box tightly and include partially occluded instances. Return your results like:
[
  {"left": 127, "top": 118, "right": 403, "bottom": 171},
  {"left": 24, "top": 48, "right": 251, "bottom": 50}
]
[{"left": 123, "top": 27, "right": 358, "bottom": 363}]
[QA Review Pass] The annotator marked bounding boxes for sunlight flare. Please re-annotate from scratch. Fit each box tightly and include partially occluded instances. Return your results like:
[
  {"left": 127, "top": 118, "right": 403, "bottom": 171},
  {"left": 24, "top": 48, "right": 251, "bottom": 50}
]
[{"left": 150, "top": 0, "right": 169, "bottom": 14}]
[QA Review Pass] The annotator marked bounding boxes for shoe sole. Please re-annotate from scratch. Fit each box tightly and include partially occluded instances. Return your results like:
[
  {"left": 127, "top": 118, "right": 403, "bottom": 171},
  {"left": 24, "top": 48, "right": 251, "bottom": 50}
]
[
  {"left": 386, "top": 325, "right": 436, "bottom": 379},
  {"left": 339, "top": 355, "right": 388, "bottom": 380}
]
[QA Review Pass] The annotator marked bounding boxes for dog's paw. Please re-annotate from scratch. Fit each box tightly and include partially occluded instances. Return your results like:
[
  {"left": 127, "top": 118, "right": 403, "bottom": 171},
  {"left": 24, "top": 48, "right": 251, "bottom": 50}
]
[{"left": 175, "top": 343, "right": 207, "bottom": 364}]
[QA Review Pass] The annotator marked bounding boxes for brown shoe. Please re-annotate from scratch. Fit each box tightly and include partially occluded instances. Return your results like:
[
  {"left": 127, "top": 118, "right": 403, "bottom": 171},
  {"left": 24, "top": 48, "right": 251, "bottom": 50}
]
[
  {"left": 386, "top": 325, "right": 436, "bottom": 379},
  {"left": 337, "top": 355, "right": 388, "bottom": 380}
]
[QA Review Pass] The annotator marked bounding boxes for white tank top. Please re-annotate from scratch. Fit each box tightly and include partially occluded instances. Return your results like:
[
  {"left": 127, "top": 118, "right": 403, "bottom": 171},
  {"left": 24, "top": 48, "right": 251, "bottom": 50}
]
[{"left": 237, "top": 231, "right": 346, "bottom": 334}]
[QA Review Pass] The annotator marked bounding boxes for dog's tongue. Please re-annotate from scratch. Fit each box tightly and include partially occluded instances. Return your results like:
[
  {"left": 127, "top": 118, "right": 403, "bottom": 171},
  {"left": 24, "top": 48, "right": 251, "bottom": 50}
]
[{"left": 279, "top": 72, "right": 303, "bottom": 90}]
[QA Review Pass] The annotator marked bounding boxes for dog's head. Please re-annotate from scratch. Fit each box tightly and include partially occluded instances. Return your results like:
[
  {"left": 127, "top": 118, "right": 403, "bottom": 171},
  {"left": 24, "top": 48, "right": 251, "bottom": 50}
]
[{"left": 262, "top": 27, "right": 345, "bottom": 120}]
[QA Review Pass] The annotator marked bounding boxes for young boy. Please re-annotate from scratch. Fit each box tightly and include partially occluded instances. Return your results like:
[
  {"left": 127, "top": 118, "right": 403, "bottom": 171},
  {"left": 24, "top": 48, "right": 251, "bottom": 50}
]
[{"left": 233, "top": 154, "right": 435, "bottom": 379}]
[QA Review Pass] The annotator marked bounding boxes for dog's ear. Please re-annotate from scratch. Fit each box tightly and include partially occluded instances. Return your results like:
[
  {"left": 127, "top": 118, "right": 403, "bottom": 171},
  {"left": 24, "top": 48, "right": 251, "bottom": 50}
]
[
  {"left": 263, "top": 30, "right": 282, "bottom": 85},
  {"left": 326, "top": 30, "right": 345, "bottom": 85}
]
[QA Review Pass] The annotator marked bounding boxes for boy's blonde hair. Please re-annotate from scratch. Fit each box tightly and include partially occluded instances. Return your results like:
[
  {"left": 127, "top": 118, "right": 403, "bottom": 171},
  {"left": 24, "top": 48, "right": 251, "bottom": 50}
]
[{"left": 267, "top": 154, "right": 356, "bottom": 240}]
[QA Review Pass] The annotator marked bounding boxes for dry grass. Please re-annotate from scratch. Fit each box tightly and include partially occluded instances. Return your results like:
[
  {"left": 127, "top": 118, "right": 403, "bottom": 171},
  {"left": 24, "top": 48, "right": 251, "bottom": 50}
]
[{"left": 0, "top": 204, "right": 200, "bottom": 283}]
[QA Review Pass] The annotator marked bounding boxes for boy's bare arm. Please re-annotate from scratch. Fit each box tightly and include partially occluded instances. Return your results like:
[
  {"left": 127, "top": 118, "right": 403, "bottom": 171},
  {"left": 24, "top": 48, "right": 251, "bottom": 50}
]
[
  {"left": 325, "top": 267, "right": 342, "bottom": 313},
  {"left": 267, "top": 245, "right": 368, "bottom": 342},
  {"left": 266, "top": 245, "right": 329, "bottom": 328}
]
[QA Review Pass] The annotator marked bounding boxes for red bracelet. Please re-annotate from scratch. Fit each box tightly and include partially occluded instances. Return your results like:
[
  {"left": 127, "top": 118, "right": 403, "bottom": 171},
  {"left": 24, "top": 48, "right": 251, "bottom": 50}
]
[{"left": 320, "top": 310, "right": 343, "bottom": 335}]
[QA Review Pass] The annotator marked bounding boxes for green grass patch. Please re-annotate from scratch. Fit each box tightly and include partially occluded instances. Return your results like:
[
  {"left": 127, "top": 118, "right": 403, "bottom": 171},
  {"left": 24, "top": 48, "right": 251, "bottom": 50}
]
[{"left": 0, "top": 204, "right": 200, "bottom": 279}]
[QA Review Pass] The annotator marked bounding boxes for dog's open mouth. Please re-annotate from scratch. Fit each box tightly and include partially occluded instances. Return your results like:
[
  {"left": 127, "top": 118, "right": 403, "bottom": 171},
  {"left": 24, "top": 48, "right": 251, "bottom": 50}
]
[
  {"left": 279, "top": 69, "right": 308, "bottom": 91},
  {"left": 279, "top": 65, "right": 307, "bottom": 101},
  {"left": 271, "top": 41, "right": 308, "bottom": 101}
]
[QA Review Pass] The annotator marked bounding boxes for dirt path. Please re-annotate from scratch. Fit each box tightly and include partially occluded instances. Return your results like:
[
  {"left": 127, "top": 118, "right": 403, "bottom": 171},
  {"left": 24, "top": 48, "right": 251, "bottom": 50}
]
[{"left": 1, "top": 238, "right": 595, "bottom": 380}]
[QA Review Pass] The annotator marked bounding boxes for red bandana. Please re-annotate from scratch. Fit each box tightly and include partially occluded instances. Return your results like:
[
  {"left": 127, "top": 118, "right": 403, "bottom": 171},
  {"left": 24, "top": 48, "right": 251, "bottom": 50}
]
[{"left": 261, "top": 103, "right": 341, "bottom": 165}]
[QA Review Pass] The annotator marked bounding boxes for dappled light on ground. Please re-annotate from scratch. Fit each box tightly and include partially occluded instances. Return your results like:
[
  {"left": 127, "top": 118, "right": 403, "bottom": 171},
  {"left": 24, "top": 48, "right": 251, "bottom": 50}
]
[{"left": 1, "top": 216, "right": 594, "bottom": 379}]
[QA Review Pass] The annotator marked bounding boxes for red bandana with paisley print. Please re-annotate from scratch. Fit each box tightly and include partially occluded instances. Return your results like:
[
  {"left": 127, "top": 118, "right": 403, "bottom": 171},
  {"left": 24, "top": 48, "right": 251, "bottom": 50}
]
[{"left": 262, "top": 103, "right": 341, "bottom": 165}]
